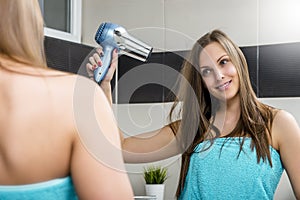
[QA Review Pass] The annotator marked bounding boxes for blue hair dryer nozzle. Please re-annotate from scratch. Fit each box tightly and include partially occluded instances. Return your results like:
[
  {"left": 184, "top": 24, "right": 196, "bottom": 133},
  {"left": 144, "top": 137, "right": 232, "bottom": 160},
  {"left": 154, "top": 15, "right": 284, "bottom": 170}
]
[{"left": 94, "top": 22, "right": 153, "bottom": 83}]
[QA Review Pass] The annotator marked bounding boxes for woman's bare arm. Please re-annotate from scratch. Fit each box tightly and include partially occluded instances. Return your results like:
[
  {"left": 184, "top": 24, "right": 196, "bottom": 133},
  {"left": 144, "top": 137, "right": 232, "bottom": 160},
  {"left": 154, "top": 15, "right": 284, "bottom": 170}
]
[
  {"left": 121, "top": 124, "right": 180, "bottom": 163},
  {"left": 272, "top": 110, "right": 300, "bottom": 199}
]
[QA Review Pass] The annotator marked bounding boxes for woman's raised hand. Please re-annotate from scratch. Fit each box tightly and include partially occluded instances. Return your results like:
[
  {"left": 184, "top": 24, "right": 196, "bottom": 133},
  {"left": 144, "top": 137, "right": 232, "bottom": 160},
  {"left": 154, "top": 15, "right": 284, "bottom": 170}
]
[
  {"left": 85, "top": 47, "right": 118, "bottom": 84},
  {"left": 86, "top": 47, "right": 118, "bottom": 104}
]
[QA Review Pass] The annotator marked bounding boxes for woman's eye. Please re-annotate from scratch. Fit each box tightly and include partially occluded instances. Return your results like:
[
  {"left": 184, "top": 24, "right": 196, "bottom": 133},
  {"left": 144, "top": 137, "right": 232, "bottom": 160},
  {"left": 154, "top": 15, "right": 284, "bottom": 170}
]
[
  {"left": 220, "top": 58, "right": 229, "bottom": 65},
  {"left": 201, "top": 68, "right": 212, "bottom": 77}
]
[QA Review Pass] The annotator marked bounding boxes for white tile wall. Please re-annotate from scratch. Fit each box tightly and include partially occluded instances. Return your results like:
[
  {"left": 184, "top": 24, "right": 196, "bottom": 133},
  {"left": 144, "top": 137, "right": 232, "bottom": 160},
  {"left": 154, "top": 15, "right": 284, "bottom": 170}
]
[{"left": 82, "top": 0, "right": 300, "bottom": 50}]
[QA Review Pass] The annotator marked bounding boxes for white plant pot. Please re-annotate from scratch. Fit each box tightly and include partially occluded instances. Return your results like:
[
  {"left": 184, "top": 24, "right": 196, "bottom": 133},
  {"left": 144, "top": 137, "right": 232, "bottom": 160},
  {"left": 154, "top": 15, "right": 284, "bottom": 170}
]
[{"left": 145, "top": 184, "right": 165, "bottom": 200}]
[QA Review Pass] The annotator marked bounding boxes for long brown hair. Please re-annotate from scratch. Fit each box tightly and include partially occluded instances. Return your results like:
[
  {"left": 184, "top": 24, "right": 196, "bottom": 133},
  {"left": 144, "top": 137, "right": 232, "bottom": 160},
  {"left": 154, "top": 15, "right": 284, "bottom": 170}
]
[
  {"left": 168, "top": 30, "right": 275, "bottom": 197},
  {"left": 0, "top": 0, "right": 46, "bottom": 67}
]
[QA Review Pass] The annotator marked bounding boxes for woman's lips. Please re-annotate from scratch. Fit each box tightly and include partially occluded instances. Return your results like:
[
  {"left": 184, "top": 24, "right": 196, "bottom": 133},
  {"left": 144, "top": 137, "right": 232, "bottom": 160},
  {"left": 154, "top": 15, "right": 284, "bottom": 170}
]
[{"left": 216, "top": 80, "right": 232, "bottom": 90}]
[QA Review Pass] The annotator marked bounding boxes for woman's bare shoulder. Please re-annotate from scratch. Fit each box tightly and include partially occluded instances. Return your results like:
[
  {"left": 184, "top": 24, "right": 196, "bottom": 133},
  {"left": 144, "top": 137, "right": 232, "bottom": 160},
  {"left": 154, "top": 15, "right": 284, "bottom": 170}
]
[
  {"left": 38, "top": 67, "right": 97, "bottom": 94},
  {"left": 272, "top": 109, "right": 300, "bottom": 149}
]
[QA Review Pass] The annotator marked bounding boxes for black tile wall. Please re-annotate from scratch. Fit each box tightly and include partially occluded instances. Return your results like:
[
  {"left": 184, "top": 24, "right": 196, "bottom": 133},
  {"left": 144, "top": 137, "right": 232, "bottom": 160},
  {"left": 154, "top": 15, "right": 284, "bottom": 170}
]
[
  {"left": 45, "top": 36, "right": 300, "bottom": 103},
  {"left": 45, "top": 36, "right": 94, "bottom": 74},
  {"left": 258, "top": 42, "right": 300, "bottom": 97},
  {"left": 117, "top": 51, "right": 185, "bottom": 103},
  {"left": 240, "top": 46, "right": 258, "bottom": 94}
]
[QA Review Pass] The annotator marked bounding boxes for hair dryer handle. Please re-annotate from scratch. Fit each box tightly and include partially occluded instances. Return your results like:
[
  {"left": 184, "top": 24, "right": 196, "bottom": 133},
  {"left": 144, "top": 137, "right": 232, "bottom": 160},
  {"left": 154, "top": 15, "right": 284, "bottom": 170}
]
[{"left": 93, "top": 45, "right": 116, "bottom": 83}]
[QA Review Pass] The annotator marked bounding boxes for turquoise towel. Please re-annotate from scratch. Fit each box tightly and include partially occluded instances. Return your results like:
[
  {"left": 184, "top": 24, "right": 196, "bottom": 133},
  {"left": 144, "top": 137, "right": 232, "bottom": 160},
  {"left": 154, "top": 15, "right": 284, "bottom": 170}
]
[
  {"left": 179, "top": 137, "right": 283, "bottom": 200},
  {"left": 0, "top": 176, "right": 78, "bottom": 200}
]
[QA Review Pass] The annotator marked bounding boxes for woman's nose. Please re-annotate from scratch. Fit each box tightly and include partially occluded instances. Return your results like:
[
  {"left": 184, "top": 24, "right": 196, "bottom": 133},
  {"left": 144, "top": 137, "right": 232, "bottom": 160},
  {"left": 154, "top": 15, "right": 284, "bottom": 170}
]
[{"left": 215, "top": 69, "right": 224, "bottom": 81}]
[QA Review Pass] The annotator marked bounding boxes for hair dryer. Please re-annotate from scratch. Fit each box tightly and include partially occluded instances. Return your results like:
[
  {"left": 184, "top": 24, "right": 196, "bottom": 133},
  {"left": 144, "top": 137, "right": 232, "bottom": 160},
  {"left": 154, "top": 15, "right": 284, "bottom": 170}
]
[{"left": 94, "top": 22, "right": 153, "bottom": 83}]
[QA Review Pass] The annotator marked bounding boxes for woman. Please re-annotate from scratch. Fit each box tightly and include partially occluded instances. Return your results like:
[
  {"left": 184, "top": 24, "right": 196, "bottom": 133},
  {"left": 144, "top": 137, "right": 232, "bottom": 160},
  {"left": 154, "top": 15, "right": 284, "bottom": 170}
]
[
  {"left": 0, "top": 0, "right": 134, "bottom": 199},
  {"left": 88, "top": 30, "right": 300, "bottom": 199}
]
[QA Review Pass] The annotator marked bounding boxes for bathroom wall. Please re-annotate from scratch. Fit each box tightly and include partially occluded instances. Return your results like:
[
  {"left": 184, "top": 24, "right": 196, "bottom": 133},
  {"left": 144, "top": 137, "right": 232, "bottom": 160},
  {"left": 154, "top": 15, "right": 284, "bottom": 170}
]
[
  {"left": 44, "top": 0, "right": 300, "bottom": 199},
  {"left": 82, "top": 0, "right": 300, "bottom": 48}
]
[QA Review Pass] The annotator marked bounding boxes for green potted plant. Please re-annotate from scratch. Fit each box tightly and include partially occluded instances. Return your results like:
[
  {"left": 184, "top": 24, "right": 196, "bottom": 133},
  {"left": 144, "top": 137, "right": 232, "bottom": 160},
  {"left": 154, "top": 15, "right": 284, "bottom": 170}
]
[{"left": 143, "top": 165, "right": 168, "bottom": 200}]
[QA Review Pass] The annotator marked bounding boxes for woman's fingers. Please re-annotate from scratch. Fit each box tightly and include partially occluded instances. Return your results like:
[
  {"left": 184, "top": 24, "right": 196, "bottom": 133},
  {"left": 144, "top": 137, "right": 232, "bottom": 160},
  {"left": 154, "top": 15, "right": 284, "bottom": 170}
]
[
  {"left": 92, "top": 52, "right": 102, "bottom": 67},
  {"left": 86, "top": 63, "right": 95, "bottom": 79},
  {"left": 86, "top": 48, "right": 103, "bottom": 79},
  {"left": 86, "top": 47, "right": 118, "bottom": 82},
  {"left": 96, "top": 47, "right": 103, "bottom": 56}
]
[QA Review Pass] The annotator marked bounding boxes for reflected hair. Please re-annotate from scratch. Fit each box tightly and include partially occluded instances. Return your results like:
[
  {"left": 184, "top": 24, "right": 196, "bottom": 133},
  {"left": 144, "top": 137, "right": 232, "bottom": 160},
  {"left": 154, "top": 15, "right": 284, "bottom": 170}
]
[{"left": 0, "top": 0, "right": 46, "bottom": 68}]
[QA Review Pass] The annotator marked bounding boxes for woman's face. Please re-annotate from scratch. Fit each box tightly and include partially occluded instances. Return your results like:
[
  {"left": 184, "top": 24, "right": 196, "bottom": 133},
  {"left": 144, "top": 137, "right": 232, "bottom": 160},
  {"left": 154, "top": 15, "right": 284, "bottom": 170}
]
[{"left": 199, "top": 42, "right": 239, "bottom": 102}]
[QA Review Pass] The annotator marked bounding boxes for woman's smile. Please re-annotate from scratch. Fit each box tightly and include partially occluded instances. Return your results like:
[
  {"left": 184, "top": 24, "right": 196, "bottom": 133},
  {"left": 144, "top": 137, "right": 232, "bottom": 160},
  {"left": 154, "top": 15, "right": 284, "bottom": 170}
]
[{"left": 215, "top": 80, "right": 232, "bottom": 91}]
